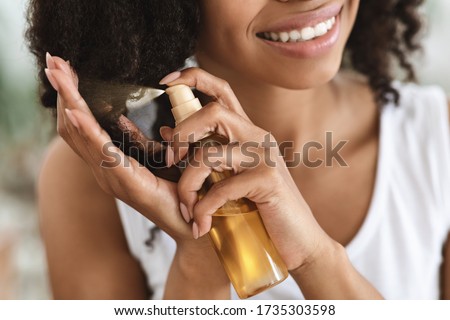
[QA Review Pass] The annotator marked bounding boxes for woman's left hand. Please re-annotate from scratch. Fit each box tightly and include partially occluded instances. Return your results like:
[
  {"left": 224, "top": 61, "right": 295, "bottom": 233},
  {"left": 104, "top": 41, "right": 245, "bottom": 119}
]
[{"left": 159, "top": 68, "right": 335, "bottom": 272}]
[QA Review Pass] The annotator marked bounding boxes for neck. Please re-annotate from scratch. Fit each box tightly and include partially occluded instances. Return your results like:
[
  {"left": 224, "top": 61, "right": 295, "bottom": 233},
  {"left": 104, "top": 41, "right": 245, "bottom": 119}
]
[{"left": 196, "top": 54, "right": 344, "bottom": 144}]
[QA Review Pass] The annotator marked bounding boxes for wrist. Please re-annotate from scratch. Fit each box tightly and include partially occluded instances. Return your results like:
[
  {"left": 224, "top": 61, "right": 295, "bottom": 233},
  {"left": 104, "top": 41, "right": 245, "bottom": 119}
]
[
  {"left": 164, "top": 238, "right": 230, "bottom": 299},
  {"left": 288, "top": 238, "right": 382, "bottom": 299},
  {"left": 175, "top": 238, "right": 229, "bottom": 284},
  {"left": 289, "top": 238, "right": 347, "bottom": 278},
  {"left": 176, "top": 237, "right": 219, "bottom": 266},
  {"left": 289, "top": 237, "right": 347, "bottom": 285}
]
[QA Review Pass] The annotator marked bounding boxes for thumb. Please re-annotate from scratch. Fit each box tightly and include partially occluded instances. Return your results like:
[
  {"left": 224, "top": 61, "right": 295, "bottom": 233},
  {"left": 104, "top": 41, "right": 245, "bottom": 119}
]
[{"left": 160, "top": 126, "right": 174, "bottom": 141}]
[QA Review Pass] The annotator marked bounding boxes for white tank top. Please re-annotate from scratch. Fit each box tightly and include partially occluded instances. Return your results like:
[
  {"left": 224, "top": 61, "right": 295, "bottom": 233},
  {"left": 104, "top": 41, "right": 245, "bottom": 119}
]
[{"left": 116, "top": 82, "right": 450, "bottom": 299}]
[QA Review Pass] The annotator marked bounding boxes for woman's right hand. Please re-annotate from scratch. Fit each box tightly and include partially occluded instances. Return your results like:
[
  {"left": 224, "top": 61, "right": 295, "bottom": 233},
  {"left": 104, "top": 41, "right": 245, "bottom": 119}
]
[
  {"left": 44, "top": 54, "right": 231, "bottom": 299},
  {"left": 44, "top": 54, "right": 193, "bottom": 242}
]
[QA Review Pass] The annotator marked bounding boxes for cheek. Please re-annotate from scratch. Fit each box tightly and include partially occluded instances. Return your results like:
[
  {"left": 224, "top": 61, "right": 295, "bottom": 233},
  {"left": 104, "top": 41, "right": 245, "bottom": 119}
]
[
  {"left": 197, "top": 1, "right": 257, "bottom": 56},
  {"left": 261, "top": 54, "right": 343, "bottom": 90}
]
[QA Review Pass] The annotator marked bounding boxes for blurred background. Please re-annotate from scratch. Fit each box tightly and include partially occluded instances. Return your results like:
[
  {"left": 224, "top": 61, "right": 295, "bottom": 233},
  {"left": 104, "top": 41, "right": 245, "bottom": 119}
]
[{"left": 0, "top": 0, "right": 449, "bottom": 300}]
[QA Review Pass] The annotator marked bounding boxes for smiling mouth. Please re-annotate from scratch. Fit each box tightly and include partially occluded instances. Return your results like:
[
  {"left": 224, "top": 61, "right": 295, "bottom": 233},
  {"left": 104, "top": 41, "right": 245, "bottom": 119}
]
[{"left": 257, "top": 15, "right": 337, "bottom": 43}]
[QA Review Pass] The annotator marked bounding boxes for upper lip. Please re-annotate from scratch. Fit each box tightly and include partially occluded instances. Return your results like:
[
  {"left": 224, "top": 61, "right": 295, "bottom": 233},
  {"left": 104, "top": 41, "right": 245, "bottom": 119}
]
[{"left": 257, "top": 2, "right": 343, "bottom": 33}]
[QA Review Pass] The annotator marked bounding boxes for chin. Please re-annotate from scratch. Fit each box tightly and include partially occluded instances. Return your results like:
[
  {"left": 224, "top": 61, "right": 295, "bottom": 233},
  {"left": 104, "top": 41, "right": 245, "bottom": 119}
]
[{"left": 257, "top": 52, "right": 343, "bottom": 90}]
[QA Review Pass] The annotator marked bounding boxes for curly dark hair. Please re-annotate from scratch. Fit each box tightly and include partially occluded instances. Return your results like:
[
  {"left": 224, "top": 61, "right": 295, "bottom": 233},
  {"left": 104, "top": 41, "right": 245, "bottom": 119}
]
[
  {"left": 347, "top": 0, "right": 424, "bottom": 105},
  {"left": 26, "top": 0, "right": 200, "bottom": 181},
  {"left": 25, "top": 0, "right": 424, "bottom": 170}
]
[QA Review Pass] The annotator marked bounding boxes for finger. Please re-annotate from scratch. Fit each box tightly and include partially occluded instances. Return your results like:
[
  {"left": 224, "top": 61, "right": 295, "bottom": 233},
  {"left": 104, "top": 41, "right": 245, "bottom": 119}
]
[
  {"left": 178, "top": 145, "right": 231, "bottom": 234},
  {"left": 47, "top": 67, "right": 100, "bottom": 164},
  {"left": 46, "top": 67, "right": 108, "bottom": 169},
  {"left": 159, "top": 126, "right": 176, "bottom": 167},
  {"left": 192, "top": 170, "right": 268, "bottom": 238},
  {"left": 46, "top": 53, "right": 79, "bottom": 88},
  {"left": 177, "top": 146, "right": 218, "bottom": 220},
  {"left": 60, "top": 94, "right": 103, "bottom": 166},
  {"left": 55, "top": 93, "right": 82, "bottom": 158},
  {"left": 118, "top": 115, "right": 164, "bottom": 153},
  {"left": 168, "top": 102, "right": 265, "bottom": 164},
  {"left": 48, "top": 54, "right": 77, "bottom": 83},
  {"left": 162, "top": 67, "right": 251, "bottom": 121},
  {"left": 178, "top": 143, "right": 265, "bottom": 224},
  {"left": 45, "top": 67, "right": 122, "bottom": 169},
  {"left": 118, "top": 115, "right": 172, "bottom": 172},
  {"left": 46, "top": 52, "right": 56, "bottom": 70},
  {"left": 52, "top": 56, "right": 71, "bottom": 76},
  {"left": 46, "top": 54, "right": 75, "bottom": 148},
  {"left": 159, "top": 126, "right": 173, "bottom": 142},
  {"left": 67, "top": 109, "right": 126, "bottom": 169},
  {"left": 45, "top": 68, "right": 91, "bottom": 115}
]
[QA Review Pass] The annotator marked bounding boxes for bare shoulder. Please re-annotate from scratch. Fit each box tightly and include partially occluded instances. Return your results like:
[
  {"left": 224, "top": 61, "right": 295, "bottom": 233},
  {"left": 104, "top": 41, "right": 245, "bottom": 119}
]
[
  {"left": 38, "top": 137, "right": 118, "bottom": 237},
  {"left": 38, "top": 136, "right": 103, "bottom": 200},
  {"left": 38, "top": 136, "right": 148, "bottom": 299}
]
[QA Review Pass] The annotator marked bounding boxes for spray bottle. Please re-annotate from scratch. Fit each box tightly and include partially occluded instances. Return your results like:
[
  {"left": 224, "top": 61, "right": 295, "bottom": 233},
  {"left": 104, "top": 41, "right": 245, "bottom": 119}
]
[{"left": 165, "top": 84, "right": 288, "bottom": 299}]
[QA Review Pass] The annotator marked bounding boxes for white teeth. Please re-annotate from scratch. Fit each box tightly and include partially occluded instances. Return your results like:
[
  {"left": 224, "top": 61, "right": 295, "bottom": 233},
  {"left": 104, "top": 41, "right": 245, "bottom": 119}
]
[
  {"left": 279, "top": 32, "right": 290, "bottom": 43},
  {"left": 301, "top": 27, "right": 315, "bottom": 41},
  {"left": 270, "top": 32, "right": 279, "bottom": 41},
  {"left": 289, "top": 30, "right": 301, "bottom": 42},
  {"left": 314, "top": 22, "right": 327, "bottom": 37},
  {"left": 261, "top": 15, "right": 337, "bottom": 43}
]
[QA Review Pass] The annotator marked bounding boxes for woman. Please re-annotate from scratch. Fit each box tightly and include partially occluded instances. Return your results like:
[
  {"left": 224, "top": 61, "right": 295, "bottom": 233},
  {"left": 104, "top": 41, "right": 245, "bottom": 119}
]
[{"left": 26, "top": 0, "right": 450, "bottom": 299}]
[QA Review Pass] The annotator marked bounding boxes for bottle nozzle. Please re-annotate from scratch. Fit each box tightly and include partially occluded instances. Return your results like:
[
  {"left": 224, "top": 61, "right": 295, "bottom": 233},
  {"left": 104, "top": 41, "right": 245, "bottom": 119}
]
[
  {"left": 165, "top": 85, "right": 195, "bottom": 107},
  {"left": 165, "top": 85, "right": 202, "bottom": 125}
]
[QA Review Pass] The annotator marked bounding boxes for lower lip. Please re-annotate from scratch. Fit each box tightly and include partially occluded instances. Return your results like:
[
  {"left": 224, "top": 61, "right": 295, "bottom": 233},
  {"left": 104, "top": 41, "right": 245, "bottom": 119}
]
[{"left": 259, "top": 13, "right": 341, "bottom": 59}]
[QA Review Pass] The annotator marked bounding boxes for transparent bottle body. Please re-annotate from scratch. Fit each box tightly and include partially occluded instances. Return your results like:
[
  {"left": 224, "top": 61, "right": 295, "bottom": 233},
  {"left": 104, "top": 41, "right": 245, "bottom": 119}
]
[{"left": 191, "top": 134, "right": 288, "bottom": 299}]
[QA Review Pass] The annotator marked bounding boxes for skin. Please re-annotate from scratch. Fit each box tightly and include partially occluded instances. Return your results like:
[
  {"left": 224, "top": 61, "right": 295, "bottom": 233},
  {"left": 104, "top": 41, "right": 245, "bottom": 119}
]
[{"left": 39, "top": 0, "right": 450, "bottom": 299}]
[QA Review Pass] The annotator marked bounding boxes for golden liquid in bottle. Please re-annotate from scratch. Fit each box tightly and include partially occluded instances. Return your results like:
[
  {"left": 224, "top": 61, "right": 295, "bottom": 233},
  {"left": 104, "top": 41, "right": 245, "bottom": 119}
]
[
  {"left": 209, "top": 209, "right": 288, "bottom": 299},
  {"left": 192, "top": 136, "right": 288, "bottom": 299}
]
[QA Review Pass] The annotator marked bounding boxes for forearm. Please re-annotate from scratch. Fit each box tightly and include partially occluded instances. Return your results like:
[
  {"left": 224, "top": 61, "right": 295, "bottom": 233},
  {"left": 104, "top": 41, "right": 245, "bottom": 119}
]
[
  {"left": 163, "top": 240, "right": 231, "bottom": 300},
  {"left": 291, "top": 240, "right": 383, "bottom": 300}
]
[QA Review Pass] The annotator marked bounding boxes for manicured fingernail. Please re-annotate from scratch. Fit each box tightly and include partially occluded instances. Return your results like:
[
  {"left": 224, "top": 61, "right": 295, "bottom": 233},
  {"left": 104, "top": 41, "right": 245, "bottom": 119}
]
[
  {"left": 179, "top": 202, "right": 191, "bottom": 223},
  {"left": 46, "top": 52, "right": 56, "bottom": 69},
  {"left": 45, "top": 68, "right": 59, "bottom": 91},
  {"left": 192, "top": 222, "right": 199, "bottom": 240},
  {"left": 159, "top": 126, "right": 172, "bottom": 141},
  {"left": 65, "top": 109, "right": 79, "bottom": 129},
  {"left": 159, "top": 71, "right": 181, "bottom": 85},
  {"left": 53, "top": 59, "right": 72, "bottom": 77},
  {"left": 165, "top": 146, "right": 174, "bottom": 168}
]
